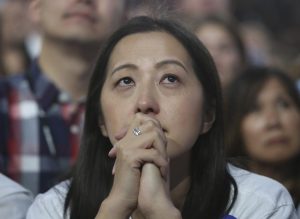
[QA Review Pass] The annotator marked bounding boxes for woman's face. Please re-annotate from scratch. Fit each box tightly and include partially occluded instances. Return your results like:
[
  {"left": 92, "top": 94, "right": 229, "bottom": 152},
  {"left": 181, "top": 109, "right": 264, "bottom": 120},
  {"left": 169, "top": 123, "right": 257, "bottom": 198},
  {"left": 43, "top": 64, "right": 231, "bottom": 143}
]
[
  {"left": 100, "top": 31, "right": 213, "bottom": 158},
  {"left": 195, "top": 23, "right": 241, "bottom": 88},
  {"left": 241, "top": 78, "right": 300, "bottom": 164}
]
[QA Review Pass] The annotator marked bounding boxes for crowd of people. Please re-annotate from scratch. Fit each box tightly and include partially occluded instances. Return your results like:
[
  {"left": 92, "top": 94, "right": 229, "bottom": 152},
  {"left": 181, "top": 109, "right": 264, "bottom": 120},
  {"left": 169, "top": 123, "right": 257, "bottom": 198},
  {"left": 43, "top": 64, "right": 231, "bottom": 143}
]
[{"left": 0, "top": 0, "right": 299, "bottom": 218}]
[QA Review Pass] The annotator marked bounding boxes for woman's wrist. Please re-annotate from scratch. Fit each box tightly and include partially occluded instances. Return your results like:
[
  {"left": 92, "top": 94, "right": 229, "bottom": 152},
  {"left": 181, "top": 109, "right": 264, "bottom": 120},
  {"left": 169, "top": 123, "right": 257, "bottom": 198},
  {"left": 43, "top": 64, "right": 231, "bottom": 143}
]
[
  {"left": 146, "top": 206, "right": 182, "bottom": 219},
  {"left": 96, "top": 196, "right": 133, "bottom": 219},
  {"left": 142, "top": 203, "right": 182, "bottom": 219}
]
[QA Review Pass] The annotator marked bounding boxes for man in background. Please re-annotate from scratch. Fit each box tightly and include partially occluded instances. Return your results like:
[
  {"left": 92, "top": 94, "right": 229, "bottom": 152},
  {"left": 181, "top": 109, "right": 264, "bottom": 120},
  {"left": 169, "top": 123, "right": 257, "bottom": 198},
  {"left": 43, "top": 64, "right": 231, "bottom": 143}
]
[{"left": 0, "top": 0, "right": 125, "bottom": 195}]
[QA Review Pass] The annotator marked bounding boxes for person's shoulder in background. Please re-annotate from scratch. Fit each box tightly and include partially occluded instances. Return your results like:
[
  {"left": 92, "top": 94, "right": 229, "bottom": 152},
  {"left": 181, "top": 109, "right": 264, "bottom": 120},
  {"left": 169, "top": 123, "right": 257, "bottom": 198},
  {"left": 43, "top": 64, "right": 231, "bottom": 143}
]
[
  {"left": 228, "top": 164, "right": 298, "bottom": 219},
  {"left": 26, "top": 180, "right": 70, "bottom": 219},
  {"left": 0, "top": 173, "right": 33, "bottom": 219},
  {"left": 0, "top": 73, "right": 28, "bottom": 96}
]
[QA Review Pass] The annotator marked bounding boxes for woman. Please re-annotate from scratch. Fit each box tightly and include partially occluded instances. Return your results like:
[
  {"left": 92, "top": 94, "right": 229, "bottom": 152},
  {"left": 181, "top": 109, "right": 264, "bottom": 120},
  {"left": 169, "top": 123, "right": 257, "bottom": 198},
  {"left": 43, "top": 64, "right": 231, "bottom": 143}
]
[
  {"left": 193, "top": 16, "right": 247, "bottom": 89},
  {"left": 225, "top": 66, "right": 300, "bottom": 216},
  {"left": 27, "top": 17, "right": 297, "bottom": 219}
]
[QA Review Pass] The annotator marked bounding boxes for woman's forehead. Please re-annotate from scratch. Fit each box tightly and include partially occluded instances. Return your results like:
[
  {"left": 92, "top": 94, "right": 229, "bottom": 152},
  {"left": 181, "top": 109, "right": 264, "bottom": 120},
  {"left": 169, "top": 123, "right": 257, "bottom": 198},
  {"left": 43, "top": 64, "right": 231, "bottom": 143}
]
[{"left": 107, "top": 31, "right": 194, "bottom": 72}]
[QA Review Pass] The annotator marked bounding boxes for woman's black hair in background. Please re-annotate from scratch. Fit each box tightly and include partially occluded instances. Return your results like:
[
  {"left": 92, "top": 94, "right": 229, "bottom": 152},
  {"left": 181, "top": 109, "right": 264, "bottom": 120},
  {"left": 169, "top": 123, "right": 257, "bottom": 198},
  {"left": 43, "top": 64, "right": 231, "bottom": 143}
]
[{"left": 65, "top": 16, "right": 237, "bottom": 219}]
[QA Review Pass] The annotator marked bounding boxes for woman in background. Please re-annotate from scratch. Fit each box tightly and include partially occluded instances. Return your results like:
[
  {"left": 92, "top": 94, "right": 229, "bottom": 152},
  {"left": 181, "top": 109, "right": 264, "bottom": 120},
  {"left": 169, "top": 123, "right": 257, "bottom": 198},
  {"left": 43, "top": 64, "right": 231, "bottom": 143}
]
[
  {"left": 225, "top": 66, "right": 300, "bottom": 216},
  {"left": 193, "top": 16, "right": 247, "bottom": 89}
]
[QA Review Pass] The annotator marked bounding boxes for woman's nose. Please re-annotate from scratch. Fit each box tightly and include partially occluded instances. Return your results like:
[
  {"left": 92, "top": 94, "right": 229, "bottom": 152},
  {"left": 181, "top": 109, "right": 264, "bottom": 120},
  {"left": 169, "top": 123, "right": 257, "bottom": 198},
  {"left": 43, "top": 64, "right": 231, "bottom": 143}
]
[
  {"left": 135, "top": 86, "right": 160, "bottom": 115},
  {"left": 264, "top": 109, "right": 281, "bottom": 129}
]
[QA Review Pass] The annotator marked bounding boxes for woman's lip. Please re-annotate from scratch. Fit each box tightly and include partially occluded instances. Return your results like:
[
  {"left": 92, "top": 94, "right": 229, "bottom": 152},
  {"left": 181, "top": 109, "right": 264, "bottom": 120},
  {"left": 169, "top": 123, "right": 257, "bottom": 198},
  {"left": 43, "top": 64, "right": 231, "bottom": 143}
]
[
  {"left": 63, "top": 11, "right": 97, "bottom": 23},
  {"left": 265, "top": 137, "right": 289, "bottom": 146}
]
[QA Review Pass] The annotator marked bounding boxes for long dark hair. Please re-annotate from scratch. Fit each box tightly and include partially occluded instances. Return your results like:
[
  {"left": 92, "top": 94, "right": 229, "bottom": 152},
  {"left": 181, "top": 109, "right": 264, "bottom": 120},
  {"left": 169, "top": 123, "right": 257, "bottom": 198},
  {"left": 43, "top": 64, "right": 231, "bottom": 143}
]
[
  {"left": 224, "top": 66, "right": 300, "bottom": 205},
  {"left": 65, "top": 16, "right": 237, "bottom": 219}
]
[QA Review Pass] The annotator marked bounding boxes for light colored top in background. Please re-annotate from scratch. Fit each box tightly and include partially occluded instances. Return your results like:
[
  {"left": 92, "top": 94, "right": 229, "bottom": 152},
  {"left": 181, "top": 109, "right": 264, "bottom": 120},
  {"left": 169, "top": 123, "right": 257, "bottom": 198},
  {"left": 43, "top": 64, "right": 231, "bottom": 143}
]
[{"left": 0, "top": 173, "right": 33, "bottom": 219}]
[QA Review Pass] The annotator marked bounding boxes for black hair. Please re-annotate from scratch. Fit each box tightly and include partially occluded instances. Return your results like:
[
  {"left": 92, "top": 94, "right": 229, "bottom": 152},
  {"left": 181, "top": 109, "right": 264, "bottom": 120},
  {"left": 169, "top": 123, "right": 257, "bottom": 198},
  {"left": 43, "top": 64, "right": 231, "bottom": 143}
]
[{"left": 65, "top": 16, "right": 237, "bottom": 219}]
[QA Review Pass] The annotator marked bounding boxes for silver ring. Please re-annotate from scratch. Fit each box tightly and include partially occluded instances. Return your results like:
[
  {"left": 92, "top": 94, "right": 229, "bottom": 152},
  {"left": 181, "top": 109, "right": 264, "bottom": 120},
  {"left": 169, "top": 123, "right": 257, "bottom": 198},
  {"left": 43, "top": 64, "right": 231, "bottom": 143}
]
[{"left": 133, "top": 127, "right": 142, "bottom": 136}]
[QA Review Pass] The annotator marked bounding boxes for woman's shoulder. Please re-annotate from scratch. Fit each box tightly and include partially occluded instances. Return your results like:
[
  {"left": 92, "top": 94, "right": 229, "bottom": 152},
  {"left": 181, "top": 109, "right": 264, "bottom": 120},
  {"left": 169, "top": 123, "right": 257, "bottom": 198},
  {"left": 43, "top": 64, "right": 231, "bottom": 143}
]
[
  {"left": 228, "top": 163, "right": 292, "bottom": 196},
  {"left": 26, "top": 180, "right": 70, "bottom": 219},
  {"left": 228, "top": 164, "right": 298, "bottom": 219}
]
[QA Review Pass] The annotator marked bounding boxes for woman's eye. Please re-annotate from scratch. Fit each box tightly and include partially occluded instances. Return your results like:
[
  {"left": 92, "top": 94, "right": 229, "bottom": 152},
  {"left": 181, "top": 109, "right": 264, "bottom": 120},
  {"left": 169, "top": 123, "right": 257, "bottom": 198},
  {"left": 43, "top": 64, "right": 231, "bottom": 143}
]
[
  {"left": 117, "top": 77, "right": 134, "bottom": 87},
  {"left": 161, "top": 74, "right": 179, "bottom": 84},
  {"left": 276, "top": 98, "right": 290, "bottom": 109}
]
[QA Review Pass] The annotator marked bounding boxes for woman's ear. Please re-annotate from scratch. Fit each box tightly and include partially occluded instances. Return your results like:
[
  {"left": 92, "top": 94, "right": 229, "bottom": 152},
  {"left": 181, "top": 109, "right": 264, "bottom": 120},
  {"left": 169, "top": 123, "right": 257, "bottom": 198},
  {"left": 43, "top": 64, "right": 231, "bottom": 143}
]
[{"left": 201, "top": 109, "right": 216, "bottom": 134}]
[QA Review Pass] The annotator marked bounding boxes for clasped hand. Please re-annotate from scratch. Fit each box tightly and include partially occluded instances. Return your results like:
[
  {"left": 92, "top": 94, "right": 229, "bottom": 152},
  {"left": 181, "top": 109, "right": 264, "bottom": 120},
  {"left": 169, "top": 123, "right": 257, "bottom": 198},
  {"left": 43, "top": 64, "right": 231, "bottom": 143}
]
[{"left": 96, "top": 114, "right": 181, "bottom": 219}]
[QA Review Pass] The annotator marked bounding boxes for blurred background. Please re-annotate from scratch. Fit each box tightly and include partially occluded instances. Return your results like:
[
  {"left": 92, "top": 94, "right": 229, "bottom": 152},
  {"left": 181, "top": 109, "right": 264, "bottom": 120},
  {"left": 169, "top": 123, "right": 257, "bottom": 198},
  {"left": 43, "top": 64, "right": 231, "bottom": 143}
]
[{"left": 0, "top": 0, "right": 299, "bottom": 84}]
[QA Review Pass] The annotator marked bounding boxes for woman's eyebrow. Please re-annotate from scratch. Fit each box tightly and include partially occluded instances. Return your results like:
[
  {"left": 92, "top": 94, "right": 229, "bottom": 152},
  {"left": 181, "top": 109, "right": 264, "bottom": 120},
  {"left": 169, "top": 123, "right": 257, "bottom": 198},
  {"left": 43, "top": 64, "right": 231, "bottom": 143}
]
[
  {"left": 111, "top": 63, "right": 137, "bottom": 75},
  {"left": 111, "top": 59, "right": 188, "bottom": 75},
  {"left": 155, "top": 59, "right": 188, "bottom": 73}
]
